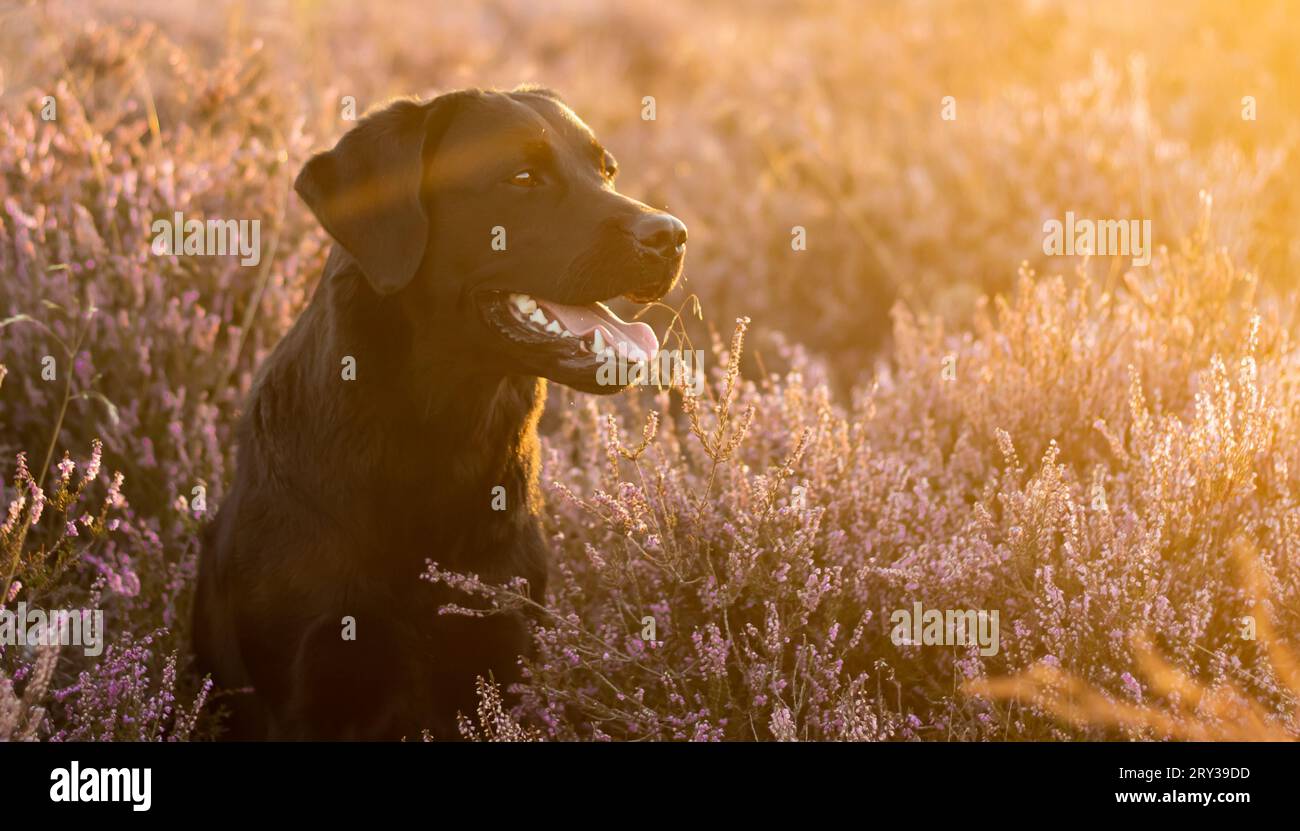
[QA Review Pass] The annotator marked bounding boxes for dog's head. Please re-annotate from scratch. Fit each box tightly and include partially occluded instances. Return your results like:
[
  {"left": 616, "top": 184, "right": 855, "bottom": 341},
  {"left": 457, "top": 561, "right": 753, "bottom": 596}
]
[{"left": 294, "top": 87, "right": 686, "bottom": 395}]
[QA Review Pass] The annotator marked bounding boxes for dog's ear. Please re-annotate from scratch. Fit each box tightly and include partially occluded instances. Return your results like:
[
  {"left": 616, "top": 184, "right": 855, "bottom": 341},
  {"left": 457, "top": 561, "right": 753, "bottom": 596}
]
[{"left": 294, "top": 96, "right": 461, "bottom": 295}]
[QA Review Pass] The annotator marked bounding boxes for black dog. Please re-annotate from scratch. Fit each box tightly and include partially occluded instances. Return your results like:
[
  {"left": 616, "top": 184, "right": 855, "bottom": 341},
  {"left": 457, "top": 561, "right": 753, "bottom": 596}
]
[{"left": 192, "top": 87, "right": 686, "bottom": 739}]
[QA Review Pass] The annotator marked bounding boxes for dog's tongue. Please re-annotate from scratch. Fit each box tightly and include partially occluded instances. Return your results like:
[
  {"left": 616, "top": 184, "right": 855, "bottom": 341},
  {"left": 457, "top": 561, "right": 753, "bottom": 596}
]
[{"left": 536, "top": 299, "right": 659, "bottom": 358}]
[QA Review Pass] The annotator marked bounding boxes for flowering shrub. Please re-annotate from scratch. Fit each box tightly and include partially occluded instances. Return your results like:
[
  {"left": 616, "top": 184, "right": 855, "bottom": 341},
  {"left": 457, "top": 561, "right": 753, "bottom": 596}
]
[
  {"left": 447, "top": 248, "right": 1300, "bottom": 739},
  {"left": 0, "top": 418, "right": 212, "bottom": 740},
  {"left": 1, "top": 2, "right": 1297, "bottom": 740},
  {"left": 968, "top": 540, "right": 1300, "bottom": 740}
]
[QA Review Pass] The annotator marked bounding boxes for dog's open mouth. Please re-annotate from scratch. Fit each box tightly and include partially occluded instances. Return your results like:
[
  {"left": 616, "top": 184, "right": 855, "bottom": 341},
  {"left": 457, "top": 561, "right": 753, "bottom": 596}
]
[
  {"left": 478, "top": 290, "right": 660, "bottom": 392},
  {"left": 482, "top": 291, "right": 660, "bottom": 362}
]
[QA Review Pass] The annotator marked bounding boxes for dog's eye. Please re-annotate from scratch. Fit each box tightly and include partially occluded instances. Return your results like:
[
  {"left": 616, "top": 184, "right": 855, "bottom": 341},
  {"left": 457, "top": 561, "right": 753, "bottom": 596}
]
[{"left": 509, "top": 169, "right": 542, "bottom": 188}]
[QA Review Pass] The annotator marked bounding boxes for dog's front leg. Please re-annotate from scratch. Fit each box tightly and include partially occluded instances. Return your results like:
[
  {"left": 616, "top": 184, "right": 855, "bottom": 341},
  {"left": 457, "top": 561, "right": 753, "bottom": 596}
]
[{"left": 267, "top": 611, "right": 431, "bottom": 740}]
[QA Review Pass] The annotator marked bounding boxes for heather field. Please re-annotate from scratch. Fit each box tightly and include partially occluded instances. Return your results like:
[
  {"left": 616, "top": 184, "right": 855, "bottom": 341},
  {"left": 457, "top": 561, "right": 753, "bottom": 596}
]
[{"left": 2, "top": 0, "right": 1299, "bottom": 743}]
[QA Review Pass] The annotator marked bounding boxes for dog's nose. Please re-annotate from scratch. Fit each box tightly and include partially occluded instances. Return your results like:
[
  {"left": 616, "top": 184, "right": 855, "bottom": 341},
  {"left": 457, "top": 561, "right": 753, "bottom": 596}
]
[{"left": 629, "top": 212, "right": 687, "bottom": 259}]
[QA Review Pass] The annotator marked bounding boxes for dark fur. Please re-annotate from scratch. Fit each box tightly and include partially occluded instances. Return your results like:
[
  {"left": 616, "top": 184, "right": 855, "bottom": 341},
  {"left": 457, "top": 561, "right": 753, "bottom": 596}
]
[{"left": 193, "top": 88, "right": 685, "bottom": 739}]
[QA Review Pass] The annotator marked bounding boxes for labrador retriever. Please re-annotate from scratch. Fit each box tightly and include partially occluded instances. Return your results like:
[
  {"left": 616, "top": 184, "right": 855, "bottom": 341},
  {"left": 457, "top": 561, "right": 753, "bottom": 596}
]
[{"left": 192, "top": 86, "right": 686, "bottom": 739}]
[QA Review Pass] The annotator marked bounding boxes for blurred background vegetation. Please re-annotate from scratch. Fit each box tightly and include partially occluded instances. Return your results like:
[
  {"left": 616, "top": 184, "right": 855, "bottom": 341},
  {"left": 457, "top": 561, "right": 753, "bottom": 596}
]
[{"left": 3, "top": 0, "right": 1296, "bottom": 384}]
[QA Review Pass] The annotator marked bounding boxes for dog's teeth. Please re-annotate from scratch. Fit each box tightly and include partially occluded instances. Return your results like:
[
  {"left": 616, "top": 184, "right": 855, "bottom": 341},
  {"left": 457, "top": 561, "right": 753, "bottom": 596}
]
[
  {"left": 592, "top": 330, "right": 605, "bottom": 352},
  {"left": 601, "top": 347, "right": 615, "bottom": 359},
  {"left": 561, "top": 329, "right": 575, "bottom": 338},
  {"left": 545, "top": 320, "right": 563, "bottom": 335},
  {"left": 529, "top": 309, "right": 548, "bottom": 326},
  {"left": 511, "top": 294, "right": 537, "bottom": 314}
]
